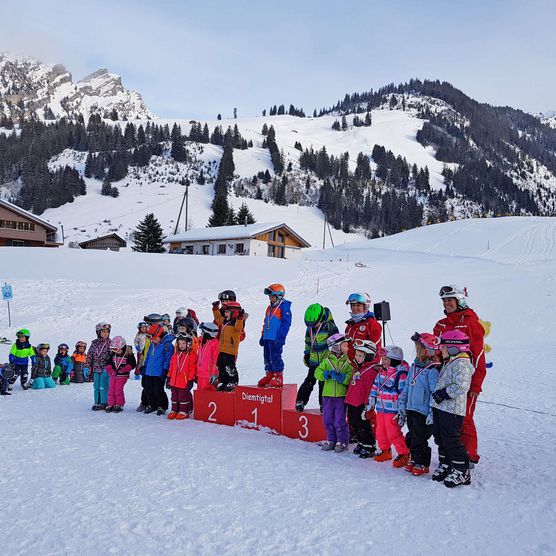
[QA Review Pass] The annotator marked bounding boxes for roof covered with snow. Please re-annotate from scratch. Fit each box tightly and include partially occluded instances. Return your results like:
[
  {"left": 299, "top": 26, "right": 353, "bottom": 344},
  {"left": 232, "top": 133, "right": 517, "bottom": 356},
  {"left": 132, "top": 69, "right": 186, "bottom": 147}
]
[
  {"left": 0, "top": 198, "right": 58, "bottom": 232},
  {"left": 163, "top": 222, "right": 310, "bottom": 247}
]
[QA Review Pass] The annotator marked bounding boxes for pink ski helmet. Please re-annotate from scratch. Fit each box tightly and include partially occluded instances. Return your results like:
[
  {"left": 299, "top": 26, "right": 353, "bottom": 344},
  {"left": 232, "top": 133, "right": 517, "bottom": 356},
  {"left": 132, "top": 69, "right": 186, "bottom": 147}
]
[
  {"left": 110, "top": 336, "right": 126, "bottom": 351},
  {"left": 439, "top": 330, "right": 470, "bottom": 355},
  {"left": 411, "top": 332, "right": 441, "bottom": 356}
]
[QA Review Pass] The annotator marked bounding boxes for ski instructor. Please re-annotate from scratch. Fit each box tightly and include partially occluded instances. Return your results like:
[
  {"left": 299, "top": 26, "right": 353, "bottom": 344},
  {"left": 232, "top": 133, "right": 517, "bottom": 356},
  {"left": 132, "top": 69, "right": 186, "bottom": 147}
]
[{"left": 433, "top": 285, "right": 486, "bottom": 465}]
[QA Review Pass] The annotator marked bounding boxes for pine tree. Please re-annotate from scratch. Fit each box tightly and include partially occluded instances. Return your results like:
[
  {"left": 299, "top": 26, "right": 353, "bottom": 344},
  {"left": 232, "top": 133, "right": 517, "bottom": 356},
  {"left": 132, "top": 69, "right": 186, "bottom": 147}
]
[
  {"left": 226, "top": 206, "right": 237, "bottom": 225},
  {"left": 101, "top": 176, "right": 112, "bottom": 196},
  {"left": 237, "top": 202, "right": 256, "bottom": 225},
  {"left": 132, "top": 213, "right": 165, "bottom": 252},
  {"left": 207, "top": 192, "right": 229, "bottom": 227}
]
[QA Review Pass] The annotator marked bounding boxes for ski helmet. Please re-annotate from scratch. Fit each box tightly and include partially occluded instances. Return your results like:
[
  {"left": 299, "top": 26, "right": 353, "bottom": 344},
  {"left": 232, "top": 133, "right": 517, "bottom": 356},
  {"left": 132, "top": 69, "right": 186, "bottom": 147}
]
[
  {"left": 199, "top": 321, "right": 219, "bottom": 338},
  {"left": 218, "top": 290, "right": 237, "bottom": 303},
  {"left": 144, "top": 313, "right": 163, "bottom": 325},
  {"left": 380, "top": 345, "right": 404, "bottom": 363},
  {"left": 57, "top": 343, "right": 69, "bottom": 351},
  {"left": 346, "top": 292, "right": 371, "bottom": 309},
  {"left": 36, "top": 343, "right": 50, "bottom": 351},
  {"left": 16, "top": 329, "right": 30, "bottom": 338},
  {"left": 147, "top": 324, "right": 165, "bottom": 339},
  {"left": 175, "top": 332, "right": 193, "bottom": 350},
  {"left": 176, "top": 316, "right": 198, "bottom": 334},
  {"left": 304, "top": 303, "right": 324, "bottom": 326},
  {"left": 75, "top": 341, "right": 87, "bottom": 350},
  {"left": 175, "top": 306, "right": 187, "bottom": 316},
  {"left": 327, "top": 332, "right": 350, "bottom": 354},
  {"left": 352, "top": 338, "right": 377, "bottom": 359},
  {"left": 439, "top": 330, "right": 470, "bottom": 355},
  {"left": 0, "top": 363, "right": 15, "bottom": 380},
  {"left": 187, "top": 308, "right": 199, "bottom": 325},
  {"left": 110, "top": 336, "right": 126, "bottom": 351},
  {"left": 137, "top": 321, "right": 148, "bottom": 329},
  {"left": 221, "top": 301, "right": 242, "bottom": 319},
  {"left": 264, "top": 283, "right": 285, "bottom": 298},
  {"left": 439, "top": 285, "right": 468, "bottom": 309},
  {"left": 162, "top": 313, "right": 171, "bottom": 321},
  {"left": 411, "top": 332, "right": 441, "bottom": 356},
  {"left": 96, "top": 322, "right": 111, "bottom": 335}
]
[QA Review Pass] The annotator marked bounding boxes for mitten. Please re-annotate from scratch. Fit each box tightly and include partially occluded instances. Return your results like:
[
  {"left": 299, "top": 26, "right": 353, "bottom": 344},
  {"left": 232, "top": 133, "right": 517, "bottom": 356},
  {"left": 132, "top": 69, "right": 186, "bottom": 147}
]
[
  {"left": 432, "top": 389, "right": 451, "bottom": 404},
  {"left": 259, "top": 337, "right": 264, "bottom": 347},
  {"left": 186, "top": 380, "right": 194, "bottom": 392},
  {"left": 394, "top": 412, "right": 406, "bottom": 428},
  {"left": 83, "top": 368, "right": 90, "bottom": 380},
  {"left": 237, "top": 308, "right": 245, "bottom": 318},
  {"left": 212, "top": 301, "right": 220, "bottom": 308},
  {"left": 209, "top": 374, "right": 219, "bottom": 386},
  {"left": 323, "top": 370, "right": 332, "bottom": 380},
  {"left": 165, "top": 377, "right": 171, "bottom": 390},
  {"left": 366, "top": 397, "right": 376, "bottom": 410}
]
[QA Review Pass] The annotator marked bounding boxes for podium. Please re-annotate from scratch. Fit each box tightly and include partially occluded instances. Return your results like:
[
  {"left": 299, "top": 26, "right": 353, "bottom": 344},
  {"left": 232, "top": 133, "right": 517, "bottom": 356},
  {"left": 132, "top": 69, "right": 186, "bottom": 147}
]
[
  {"left": 282, "top": 408, "right": 326, "bottom": 443},
  {"left": 235, "top": 384, "right": 296, "bottom": 434},
  {"left": 193, "top": 388, "right": 236, "bottom": 426}
]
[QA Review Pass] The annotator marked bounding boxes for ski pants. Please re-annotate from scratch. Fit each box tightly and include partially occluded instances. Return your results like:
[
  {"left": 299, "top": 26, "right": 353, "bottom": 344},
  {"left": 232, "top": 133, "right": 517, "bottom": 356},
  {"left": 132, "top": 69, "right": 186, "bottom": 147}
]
[
  {"left": 171, "top": 386, "right": 193, "bottom": 414},
  {"left": 217, "top": 352, "right": 239, "bottom": 388},
  {"left": 346, "top": 403, "right": 376, "bottom": 449},
  {"left": 461, "top": 393, "right": 480, "bottom": 462},
  {"left": 296, "top": 365, "right": 324, "bottom": 409},
  {"left": 432, "top": 408, "right": 469, "bottom": 471},
  {"left": 93, "top": 370, "right": 110, "bottom": 405},
  {"left": 197, "top": 377, "right": 215, "bottom": 391},
  {"left": 32, "top": 376, "right": 56, "bottom": 389},
  {"left": 375, "top": 412, "right": 409, "bottom": 455},
  {"left": 263, "top": 339, "right": 284, "bottom": 373},
  {"left": 52, "top": 366, "right": 70, "bottom": 385},
  {"left": 406, "top": 410, "right": 433, "bottom": 467},
  {"left": 10, "top": 364, "right": 29, "bottom": 389},
  {"left": 108, "top": 375, "right": 128, "bottom": 407},
  {"left": 322, "top": 396, "right": 349, "bottom": 444},
  {"left": 140, "top": 374, "right": 149, "bottom": 406},
  {"left": 144, "top": 375, "right": 168, "bottom": 410}
]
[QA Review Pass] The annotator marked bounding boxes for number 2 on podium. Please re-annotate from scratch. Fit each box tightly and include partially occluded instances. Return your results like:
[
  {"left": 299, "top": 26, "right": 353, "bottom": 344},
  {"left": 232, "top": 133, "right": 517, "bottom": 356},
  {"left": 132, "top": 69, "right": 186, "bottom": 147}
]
[{"left": 208, "top": 401, "right": 217, "bottom": 422}]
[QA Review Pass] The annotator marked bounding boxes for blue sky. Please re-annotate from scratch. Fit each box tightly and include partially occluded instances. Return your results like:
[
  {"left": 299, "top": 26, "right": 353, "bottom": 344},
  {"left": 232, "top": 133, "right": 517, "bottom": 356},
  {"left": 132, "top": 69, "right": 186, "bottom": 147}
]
[{"left": 1, "top": 0, "right": 555, "bottom": 119}]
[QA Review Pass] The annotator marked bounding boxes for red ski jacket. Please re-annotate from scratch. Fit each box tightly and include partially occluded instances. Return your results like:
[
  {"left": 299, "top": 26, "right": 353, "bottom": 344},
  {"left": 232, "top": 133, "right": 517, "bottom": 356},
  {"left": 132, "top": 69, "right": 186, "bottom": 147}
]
[
  {"left": 167, "top": 350, "right": 197, "bottom": 389},
  {"left": 345, "top": 314, "right": 382, "bottom": 364},
  {"left": 433, "top": 308, "right": 486, "bottom": 394}
]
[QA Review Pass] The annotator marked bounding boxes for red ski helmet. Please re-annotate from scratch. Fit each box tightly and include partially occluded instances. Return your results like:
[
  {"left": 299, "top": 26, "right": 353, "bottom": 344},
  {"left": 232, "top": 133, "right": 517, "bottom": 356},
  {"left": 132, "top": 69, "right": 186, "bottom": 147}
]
[
  {"left": 411, "top": 332, "right": 441, "bottom": 356},
  {"left": 147, "top": 324, "right": 165, "bottom": 340}
]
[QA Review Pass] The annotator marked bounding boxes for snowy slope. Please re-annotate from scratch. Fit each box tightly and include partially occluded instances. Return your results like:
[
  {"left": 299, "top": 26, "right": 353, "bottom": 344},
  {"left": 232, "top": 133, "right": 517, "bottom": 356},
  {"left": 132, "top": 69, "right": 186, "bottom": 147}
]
[{"left": 1, "top": 216, "right": 555, "bottom": 554}]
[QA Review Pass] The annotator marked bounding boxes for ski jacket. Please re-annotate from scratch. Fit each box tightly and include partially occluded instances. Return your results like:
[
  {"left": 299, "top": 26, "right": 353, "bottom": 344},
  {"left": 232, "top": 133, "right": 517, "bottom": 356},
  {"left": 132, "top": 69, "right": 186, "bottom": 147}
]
[
  {"left": 86, "top": 337, "right": 112, "bottom": 374},
  {"left": 134, "top": 332, "right": 148, "bottom": 354},
  {"left": 369, "top": 362, "right": 409, "bottom": 414},
  {"left": 196, "top": 338, "right": 219, "bottom": 379},
  {"left": 71, "top": 352, "right": 87, "bottom": 382},
  {"left": 304, "top": 308, "right": 339, "bottom": 368},
  {"left": 261, "top": 299, "right": 292, "bottom": 344},
  {"left": 345, "top": 312, "right": 382, "bottom": 364},
  {"left": 106, "top": 347, "right": 136, "bottom": 378},
  {"left": 433, "top": 308, "right": 486, "bottom": 393},
  {"left": 167, "top": 350, "right": 197, "bottom": 388},
  {"left": 314, "top": 353, "right": 353, "bottom": 398},
  {"left": 144, "top": 333, "right": 174, "bottom": 377},
  {"left": 9, "top": 340, "right": 36, "bottom": 366},
  {"left": 31, "top": 354, "right": 52, "bottom": 378},
  {"left": 431, "top": 353, "right": 474, "bottom": 417},
  {"left": 54, "top": 354, "right": 73, "bottom": 376},
  {"left": 398, "top": 359, "right": 440, "bottom": 417},
  {"left": 345, "top": 361, "right": 379, "bottom": 407},
  {"left": 213, "top": 307, "right": 245, "bottom": 356}
]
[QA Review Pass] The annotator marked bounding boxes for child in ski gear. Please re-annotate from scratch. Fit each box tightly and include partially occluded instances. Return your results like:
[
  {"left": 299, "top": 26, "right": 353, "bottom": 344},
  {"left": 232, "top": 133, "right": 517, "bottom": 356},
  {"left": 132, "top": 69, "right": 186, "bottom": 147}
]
[
  {"left": 173, "top": 308, "right": 199, "bottom": 334},
  {"left": 431, "top": 330, "right": 474, "bottom": 488},
  {"left": 143, "top": 323, "right": 174, "bottom": 415},
  {"left": 296, "top": 303, "right": 339, "bottom": 412},
  {"left": 212, "top": 300, "right": 246, "bottom": 391},
  {"left": 166, "top": 333, "right": 197, "bottom": 419},
  {"left": 86, "top": 322, "right": 112, "bottom": 410},
  {"left": 315, "top": 333, "right": 353, "bottom": 452},
  {"left": 258, "top": 284, "right": 292, "bottom": 388},
  {"left": 433, "top": 285, "right": 486, "bottom": 463},
  {"left": 344, "top": 293, "right": 382, "bottom": 364},
  {"left": 134, "top": 322, "right": 149, "bottom": 372},
  {"left": 196, "top": 322, "right": 220, "bottom": 390},
  {"left": 368, "top": 345, "right": 409, "bottom": 466},
  {"left": 105, "top": 336, "right": 136, "bottom": 412},
  {"left": 345, "top": 339, "right": 379, "bottom": 458},
  {"left": 0, "top": 363, "right": 16, "bottom": 395},
  {"left": 8, "top": 329, "right": 36, "bottom": 391},
  {"left": 71, "top": 341, "right": 88, "bottom": 383},
  {"left": 52, "top": 344, "right": 73, "bottom": 385},
  {"left": 162, "top": 314, "right": 173, "bottom": 333},
  {"left": 29, "top": 344, "right": 56, "bottom": 389},
  {"left": 397, "top": 333, "right": 441, "bottom": 475}
]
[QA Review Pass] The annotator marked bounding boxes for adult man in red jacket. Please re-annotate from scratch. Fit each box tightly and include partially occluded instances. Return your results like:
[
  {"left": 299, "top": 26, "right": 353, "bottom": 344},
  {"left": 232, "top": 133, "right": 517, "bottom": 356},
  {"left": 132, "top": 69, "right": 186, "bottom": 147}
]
[{"left": 433, "top": 285, "right": 486, "bottom": 464}]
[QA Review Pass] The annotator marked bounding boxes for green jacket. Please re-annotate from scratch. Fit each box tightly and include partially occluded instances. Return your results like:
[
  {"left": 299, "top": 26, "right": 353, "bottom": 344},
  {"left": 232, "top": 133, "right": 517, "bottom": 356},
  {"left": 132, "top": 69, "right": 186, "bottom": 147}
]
[
  {"left": 304, "top": 308, "right": 339, "bottom": 367},
  {"left": 314, "top": 353, "right": 353, "bottom": 397}
]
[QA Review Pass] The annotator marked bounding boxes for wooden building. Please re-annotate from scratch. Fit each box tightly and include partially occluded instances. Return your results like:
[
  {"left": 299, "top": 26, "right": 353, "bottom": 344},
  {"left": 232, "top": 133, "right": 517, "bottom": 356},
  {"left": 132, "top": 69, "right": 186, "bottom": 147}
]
[
  {"left": 78, "top": 233, "right": 127, "bottom": 251},
  {"left": 163, "top": 222, "right": 310, "bottom": 259},
  {"left": 0, "top": 199, "right": 60, "bottom": 247}
]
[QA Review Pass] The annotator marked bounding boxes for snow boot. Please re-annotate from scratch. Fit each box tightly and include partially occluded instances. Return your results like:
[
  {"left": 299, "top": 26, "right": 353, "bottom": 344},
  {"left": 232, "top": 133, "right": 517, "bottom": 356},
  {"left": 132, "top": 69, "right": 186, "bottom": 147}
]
[
  {"left": 373, "top": 449, "right": 392, "bottom": 462},
  {"left": 444, "top": 468, "right": 471, "bottom": 488},
  {"left": 353, "top": 443, "right": 364, "bottom": 455},
  {"left": 405, "top": 460, "right": 416, "bottom": 473},
  {"left": 359, "top": 447, "right": 375, "bottom": 459},
  {"left": 393, "top": 454, "right": 410, "bottom": 468},
  {"left": 334, "top": 442, "right": 348, "bottom": 453},
  {"left": 431, "top": 463, "right": 451, "bottom": 482},
  {"left": 136, "top": 404, "right": 147, "bottom": 412},
  {"left": 105, "top": 405, "right": 114, "bottom": 413},
  {"left": 268, "top": 372, "right": 283, "bottom": 388},
  {"left": 175, "top": 412, "right": 188, "bottom": 420},
  {"left": 411, "top": 464, "right": 429, "bottom": 476},
  {"left": 321, "top": 441, "right": 335, "bottom": 451},
  {"left": 257, "top": 373, "right": 272, "bottom": 387},
  {"left": 295, "top": 400, "right": 305, "bottom": 412},
  {"left": 156, "top": 407, "right": 166, "bottom": 416},
  {"left": 91, "top": 404, "right": 103, "bottom": 411},
  {"left": 167, "top": 411, "right": 178, "bottom": 420},
  {"left": 112, "top": 406, "right": 123, "bottom": 413},
  {"left": 144, "top": 406, "right": 155, "bottom": 414},
  {"left": 223, "top": 383, "right": 236, "bottom": 392}
]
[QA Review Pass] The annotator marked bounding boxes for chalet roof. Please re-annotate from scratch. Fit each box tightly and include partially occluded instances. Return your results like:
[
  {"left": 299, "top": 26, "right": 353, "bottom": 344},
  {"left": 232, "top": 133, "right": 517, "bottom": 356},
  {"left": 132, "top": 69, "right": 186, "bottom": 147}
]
[
  {"left": 0, "top": 198, "right": 58, "bottom": 232},
  {"left": 78, "top": 233, "right": 127, "bottom": 247}
]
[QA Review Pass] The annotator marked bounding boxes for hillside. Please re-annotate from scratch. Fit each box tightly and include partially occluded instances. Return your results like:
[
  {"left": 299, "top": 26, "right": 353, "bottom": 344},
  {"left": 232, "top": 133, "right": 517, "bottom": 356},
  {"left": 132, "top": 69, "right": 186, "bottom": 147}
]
[{"left": 1, "top": 216, "right": 555, "bottom": 554}]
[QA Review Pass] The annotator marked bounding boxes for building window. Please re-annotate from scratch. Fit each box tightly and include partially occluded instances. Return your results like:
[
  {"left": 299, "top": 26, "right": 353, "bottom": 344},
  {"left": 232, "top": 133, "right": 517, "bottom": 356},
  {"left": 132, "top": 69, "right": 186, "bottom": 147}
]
[
  {"left": 11, "top": 240, "right": 25, "bottom": 246},
  {"left": 235, "top": 243, "right": 244, "bottom": 254},
  {"left": 267, "top": 244, "right": 275, "bottom": 257},
  {"left": 0, "top": 220, "right": 35, "bottom": 231},
  {"left": 218, "top": 244, "right": 226, "bottom": 255},
  {"left": 277, "top": 246, "right": 285, "bottom": 258},
  {"left": 202, "top": 244, "right": 210, "bottom": 255},
  {"left": 269, "top": 230, "right": 276, "bottom": 241},
  {"left": 277, "top": 231, "right": 285, "bottom": 243},
  {"left": 185, "top": 245, "right": 193, "bottom": 254}
]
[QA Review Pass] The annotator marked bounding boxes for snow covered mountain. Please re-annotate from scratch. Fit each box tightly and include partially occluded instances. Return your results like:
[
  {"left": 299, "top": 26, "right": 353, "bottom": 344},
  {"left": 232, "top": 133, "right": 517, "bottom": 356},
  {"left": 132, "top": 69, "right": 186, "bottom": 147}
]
[{"left": 0, "top": 53, "right": 154, "bottom": 121}]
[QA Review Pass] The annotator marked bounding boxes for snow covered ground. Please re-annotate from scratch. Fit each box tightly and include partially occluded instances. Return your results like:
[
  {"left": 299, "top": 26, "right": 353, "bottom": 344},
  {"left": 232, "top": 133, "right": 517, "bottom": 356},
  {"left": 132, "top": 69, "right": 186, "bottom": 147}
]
[{"left": 1, "top": 216, "right": 556, "bottom": 555}]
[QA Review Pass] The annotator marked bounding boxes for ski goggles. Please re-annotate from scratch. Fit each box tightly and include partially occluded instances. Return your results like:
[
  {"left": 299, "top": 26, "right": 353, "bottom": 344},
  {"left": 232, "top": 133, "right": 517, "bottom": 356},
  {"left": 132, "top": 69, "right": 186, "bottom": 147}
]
[
  {"left": 264, "top": 288, "right": 282, "bottom": 296},
  {"left": 37, "top": 344, "right": 50, "bottom": 351},
  {"left": 352, "top": 338, "right": 371, "bottom": 348},
  {"left": 410, "top": 332, "right": 422, "bottom": 343},
  {"left": 346, "top": 293, "right": 367, "bottom": 305}
]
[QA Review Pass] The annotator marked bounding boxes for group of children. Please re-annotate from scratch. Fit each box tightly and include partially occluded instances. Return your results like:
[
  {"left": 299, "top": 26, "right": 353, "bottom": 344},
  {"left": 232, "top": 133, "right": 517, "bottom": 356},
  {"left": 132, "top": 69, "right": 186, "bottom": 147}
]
[{"left": 1, "top": 283, "right": 481, "bottom": 489}]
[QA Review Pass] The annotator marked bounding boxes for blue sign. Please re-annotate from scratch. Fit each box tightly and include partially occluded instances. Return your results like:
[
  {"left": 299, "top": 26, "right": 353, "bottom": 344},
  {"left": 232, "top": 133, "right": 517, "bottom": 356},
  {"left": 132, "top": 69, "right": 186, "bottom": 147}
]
[{"left": 2, "top": 285, "right": 13, "bottom": 301}]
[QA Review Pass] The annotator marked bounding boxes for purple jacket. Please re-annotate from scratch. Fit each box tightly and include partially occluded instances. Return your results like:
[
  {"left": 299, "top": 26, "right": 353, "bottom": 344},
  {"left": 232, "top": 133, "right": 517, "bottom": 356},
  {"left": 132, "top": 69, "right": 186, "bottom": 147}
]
[{"left": 86, "top": 337, "right": 112, "bottom": 374}]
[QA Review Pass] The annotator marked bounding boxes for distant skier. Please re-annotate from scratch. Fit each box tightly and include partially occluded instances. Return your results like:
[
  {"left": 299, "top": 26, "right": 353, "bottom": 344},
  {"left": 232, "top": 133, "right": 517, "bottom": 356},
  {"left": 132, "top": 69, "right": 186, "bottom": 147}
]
[{"left": 86, "top": 322, "right": 112, "bottom": 410}]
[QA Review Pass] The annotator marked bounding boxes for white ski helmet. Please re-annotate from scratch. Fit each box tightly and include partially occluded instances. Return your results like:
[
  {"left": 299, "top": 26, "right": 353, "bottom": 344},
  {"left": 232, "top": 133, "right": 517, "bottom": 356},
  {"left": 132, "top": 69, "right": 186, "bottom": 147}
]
[{"left": 439, "top": 285, "right": 468, "bottom": 309}]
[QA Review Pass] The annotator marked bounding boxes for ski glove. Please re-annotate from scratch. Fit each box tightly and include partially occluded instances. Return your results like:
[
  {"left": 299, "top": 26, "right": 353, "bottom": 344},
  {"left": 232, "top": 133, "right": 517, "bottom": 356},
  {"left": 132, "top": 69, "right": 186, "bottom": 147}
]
[
  {"left": 361, "top": 408, "right": 368, "bottom": 421},
  {"left": 333, "top": 371, "right": 346, "bottom": 383},
  {"left": 366, "top": 397, "right": 376, "bottom": 411},
  {"left": 165, "top": 378, "right": 171, "bottom": 390},
  {"left": 432, "top": 389, "right": 451, "bottom": 404},
  {"left": 394, "top": 412, "right": 406, "bottom": 428},
  {"left": 212, "top": 301, "right": 220, "bottom": 309},
  {"left": 303, "top": 354, "right": 310, "bottom": 367},
  {"left": 83, "top": 368, "right": 90, "bottom": 380},
  {"left": 426, "top": 412, "right": 433, "bottom": 426},
  {"left": 186, "top": 380, "right": 194, "bottom": 392},
  {"left": 323, "top": 370, "right": 332, "bottom": 380},
  {"left": 209, "top": 374, "right": 219, "bottom": 386},
  {"left": 259, "top": 337, "right": 264, "bottom": 347}
]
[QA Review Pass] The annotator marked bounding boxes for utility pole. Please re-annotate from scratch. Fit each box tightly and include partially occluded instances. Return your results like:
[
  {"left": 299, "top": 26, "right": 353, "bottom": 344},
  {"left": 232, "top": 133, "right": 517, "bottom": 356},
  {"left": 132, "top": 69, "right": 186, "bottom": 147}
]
[
  {"left": 184, "top": 180, "right": 190, "bottom": 231},
  {"left": 174, "top": 182, "right": 188, "bottom": 235},
  {"left": 322, "top": 215, "right": 327, "bottom": 249}
]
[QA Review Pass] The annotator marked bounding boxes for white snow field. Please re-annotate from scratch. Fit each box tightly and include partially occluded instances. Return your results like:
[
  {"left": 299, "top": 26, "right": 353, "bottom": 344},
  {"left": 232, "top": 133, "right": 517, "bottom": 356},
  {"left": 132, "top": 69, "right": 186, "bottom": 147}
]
[{"left": 1, "top": 216, "right": 556, "bottom": 555}]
